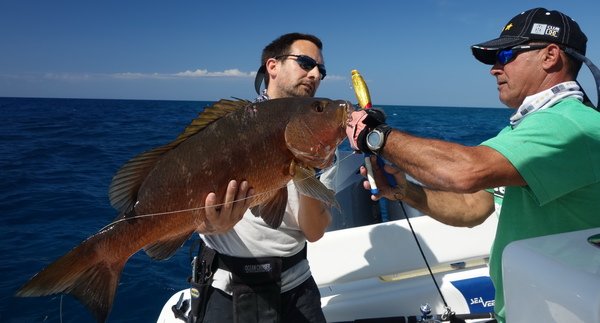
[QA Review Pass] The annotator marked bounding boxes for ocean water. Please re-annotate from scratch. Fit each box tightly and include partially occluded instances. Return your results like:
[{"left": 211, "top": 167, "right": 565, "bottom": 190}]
[{"left": 0, "top": 97, "right": 511, "bottom": 322}]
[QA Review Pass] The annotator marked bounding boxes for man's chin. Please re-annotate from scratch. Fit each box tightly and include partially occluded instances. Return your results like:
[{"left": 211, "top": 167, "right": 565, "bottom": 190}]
[
  {"left": 299, "top": 84, "right": 315, "bottom": 96},
  {"left": 302, "top": 89, "right": 315, "bottom": 97}
]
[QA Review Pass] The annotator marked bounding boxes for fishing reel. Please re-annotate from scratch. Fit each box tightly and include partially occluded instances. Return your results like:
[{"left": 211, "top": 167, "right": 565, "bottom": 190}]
[{"left": 415, "top": 303, "right": 496, "bottom": 323}]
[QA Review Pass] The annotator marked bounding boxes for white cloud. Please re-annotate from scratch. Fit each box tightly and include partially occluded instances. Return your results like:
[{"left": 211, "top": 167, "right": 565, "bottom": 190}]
[
  {"left": 112, "top": 72, "right": 164, "bottom": 79},
  {"left": 174, "top": 68, "right": 255, "bottom": 78},
  {"left": 43, "top": 73, "right": 93, "bottom": 81},
  {"left": 112, "top": 68, "right": 256, "bottom": 79},
  {"left": 1, "top": 69, "right": 344, "bottom": 82},
  {"left": 323, "top": 74, "right": 345, "bottom": 81},
  {"left": 110, "top": 68, "right": 346, "bottom": 80}
]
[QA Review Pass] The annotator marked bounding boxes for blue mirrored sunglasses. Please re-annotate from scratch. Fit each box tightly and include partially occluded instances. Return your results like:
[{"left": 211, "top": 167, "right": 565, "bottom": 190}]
[
  {"left": 275, "top": 54, "right": 326, "bottom": 80},
  {"left": 496, "top": 44, "right": 549, "bottom": 65}
]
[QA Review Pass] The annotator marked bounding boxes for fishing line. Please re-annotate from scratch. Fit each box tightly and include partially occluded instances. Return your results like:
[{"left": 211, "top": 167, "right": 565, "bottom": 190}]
[
  {"left": 100, "top": 152, "right": 356, "bottom": 229},
  {"left": 59, "top": 295, "right": 64, "bottom": 323},
  {"left": 396, "top": 199, "right": 455, "bottom": 320}
]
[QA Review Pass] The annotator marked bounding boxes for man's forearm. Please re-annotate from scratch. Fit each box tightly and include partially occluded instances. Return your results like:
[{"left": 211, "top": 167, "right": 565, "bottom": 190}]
[
  {"left": 298, "top": 195, "right": 331, "bottom": 242},
  {"left": 402, "top": 181, "right": 495, "bottom": 227}
]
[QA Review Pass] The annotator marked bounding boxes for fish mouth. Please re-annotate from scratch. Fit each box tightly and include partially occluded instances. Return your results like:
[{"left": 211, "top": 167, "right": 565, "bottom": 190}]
[{"left": 341, "top": 100, "right": 352, "bottom": 127}]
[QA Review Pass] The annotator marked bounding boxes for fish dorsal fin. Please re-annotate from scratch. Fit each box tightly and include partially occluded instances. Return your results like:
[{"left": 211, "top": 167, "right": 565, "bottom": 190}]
[
  {"left": 108, "top": 145, "right": 173, "bottom": 213},
  {"left": 292, "top": 162, "right": 339, "bottom": 209},
  {"left": 173, "top": 98, "right": 250, "bottom": 144},
  {"left": 250, "top": 188, "right": 289, "bottom": 229},
  {"left": 108, "top": 99, "right": 250, "bottom": 213}
]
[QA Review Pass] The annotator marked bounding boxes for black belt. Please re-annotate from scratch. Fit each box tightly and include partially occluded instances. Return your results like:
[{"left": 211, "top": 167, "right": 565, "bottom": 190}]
[{"left": 216, "top": 242, "right": 307, "bottom": 273}]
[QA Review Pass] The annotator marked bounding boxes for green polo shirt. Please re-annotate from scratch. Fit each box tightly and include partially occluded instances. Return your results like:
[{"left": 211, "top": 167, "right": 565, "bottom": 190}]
[{"left": 480, "top": 98, "right": 600, "bottom": 322}]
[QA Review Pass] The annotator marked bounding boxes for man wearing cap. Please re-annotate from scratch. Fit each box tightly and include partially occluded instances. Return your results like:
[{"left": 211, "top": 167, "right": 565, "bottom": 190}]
[
  {"left": 188, "top": 33, "right": 329, "bottom": 323},
  {"left": 345, "top": 8, "right": 600, "bottom": 322}
]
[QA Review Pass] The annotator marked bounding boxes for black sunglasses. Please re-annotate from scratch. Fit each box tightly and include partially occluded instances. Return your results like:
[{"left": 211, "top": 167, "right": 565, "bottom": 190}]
[
  {"left": 275, "top": 54, "right": 326, "bottom": 80},
  {"left": 496, "top": 44, "right": 550, "bottom": 65}
]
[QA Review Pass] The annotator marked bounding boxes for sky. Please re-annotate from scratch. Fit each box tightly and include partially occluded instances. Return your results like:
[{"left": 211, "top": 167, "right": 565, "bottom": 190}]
[{"left": 1, "top": 0, "right": 599, "bottom": 108}]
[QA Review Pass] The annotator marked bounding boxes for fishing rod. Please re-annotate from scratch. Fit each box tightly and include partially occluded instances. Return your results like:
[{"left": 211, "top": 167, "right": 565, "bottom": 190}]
[
  {"left": 350, "top": 70, "right": 394, "bottom": 193},
  {"left": 351, "top": 70, "right": 482, "bottom": 322}
]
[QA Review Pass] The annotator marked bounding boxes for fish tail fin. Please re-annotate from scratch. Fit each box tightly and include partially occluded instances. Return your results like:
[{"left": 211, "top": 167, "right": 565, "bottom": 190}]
[{"left": 16, "top": 240, "right": 126, "bottom": 323}]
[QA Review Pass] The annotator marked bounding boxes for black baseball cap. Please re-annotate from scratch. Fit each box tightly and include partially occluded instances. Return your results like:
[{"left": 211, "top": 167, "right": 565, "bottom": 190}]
[{"left": 471, "top": 8, "right": 587, "bottom": 65}]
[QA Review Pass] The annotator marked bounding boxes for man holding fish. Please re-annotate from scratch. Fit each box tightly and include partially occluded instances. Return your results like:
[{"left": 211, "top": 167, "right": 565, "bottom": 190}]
[
  {"left": 16, "top": 32, "right": 348, "bottom": 323},
  {"left": 196, "top": 32, "right": 331, "bottom": 323}
]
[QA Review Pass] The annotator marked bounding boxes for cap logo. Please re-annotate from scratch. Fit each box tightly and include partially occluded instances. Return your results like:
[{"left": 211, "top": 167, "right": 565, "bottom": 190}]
[
  {"left": 504, "top": 23, "right": 513, "bottom": 31},
  {"left": 531, "top": 23, "right": 560, "bottom": 38}
]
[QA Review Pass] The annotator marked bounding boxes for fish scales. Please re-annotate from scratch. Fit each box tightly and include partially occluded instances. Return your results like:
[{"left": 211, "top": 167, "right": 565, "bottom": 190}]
[
  {"left": 16, "top": 97, "right": 350, "bottom": 323},
  {"left": 137, "top": 101, "right": 295, "bottom": 215}
]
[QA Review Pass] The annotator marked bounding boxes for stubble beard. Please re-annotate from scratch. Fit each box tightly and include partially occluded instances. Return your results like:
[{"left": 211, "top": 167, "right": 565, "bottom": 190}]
[{"left": 284, "top": 82, "right": 316, "bottom": 98}]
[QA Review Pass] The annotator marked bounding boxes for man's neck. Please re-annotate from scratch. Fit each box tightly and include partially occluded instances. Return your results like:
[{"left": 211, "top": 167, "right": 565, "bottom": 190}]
[{"left": 266, "top": 88, "right": 282, "bottom": 99}]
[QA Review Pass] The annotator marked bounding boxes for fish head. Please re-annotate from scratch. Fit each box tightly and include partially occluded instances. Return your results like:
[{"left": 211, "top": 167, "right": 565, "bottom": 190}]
[{"left": 285, "top": 98, "right": 351, "bottom": 169}]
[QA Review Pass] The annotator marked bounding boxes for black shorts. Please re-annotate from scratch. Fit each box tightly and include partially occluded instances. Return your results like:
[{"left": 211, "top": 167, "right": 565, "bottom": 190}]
[{"left": 202, "top": 276, "right": 326, "bottom": 323}]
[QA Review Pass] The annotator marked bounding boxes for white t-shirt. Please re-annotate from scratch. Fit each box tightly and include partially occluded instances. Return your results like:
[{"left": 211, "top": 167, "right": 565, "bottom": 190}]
[{"left": 202, "top": 181, "right": 311, "bottom": 293}]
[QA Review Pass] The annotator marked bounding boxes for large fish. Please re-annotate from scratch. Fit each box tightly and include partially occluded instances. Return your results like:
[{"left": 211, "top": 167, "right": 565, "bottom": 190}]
[{"left": 16, "top": 97, "right": 350, "bottom": 322}]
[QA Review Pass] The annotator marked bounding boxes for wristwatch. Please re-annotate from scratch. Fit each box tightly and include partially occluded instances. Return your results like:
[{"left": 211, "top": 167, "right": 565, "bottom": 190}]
[{"left": 365, "top": 124, "right": 391, "bottom": 155}]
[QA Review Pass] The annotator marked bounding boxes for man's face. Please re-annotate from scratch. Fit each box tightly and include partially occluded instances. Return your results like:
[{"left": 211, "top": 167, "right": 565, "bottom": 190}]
[
  {"left": 266, "top": 40, "right": 325, "bottom": 99},
  {"left": 490, "top": 47, "right": 546, "bottom": 108}
]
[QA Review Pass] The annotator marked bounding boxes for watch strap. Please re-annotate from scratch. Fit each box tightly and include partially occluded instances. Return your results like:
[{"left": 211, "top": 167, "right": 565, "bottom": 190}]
[{"left": 372, "top": 124, "right": 391, "bottom": 155}]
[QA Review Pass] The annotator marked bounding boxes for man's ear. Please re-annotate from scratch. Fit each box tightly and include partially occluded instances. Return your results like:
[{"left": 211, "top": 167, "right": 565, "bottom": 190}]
[
  {"left": 265, "top": 58, "right": 279, "bottom": 79},
  {"left": 542, "top": 44, "right": 563, "bottom": 70}
]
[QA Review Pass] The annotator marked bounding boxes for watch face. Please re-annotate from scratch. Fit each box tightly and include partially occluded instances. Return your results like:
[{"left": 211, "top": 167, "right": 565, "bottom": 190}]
[{"left": 366, "top": 130, "right": 383, "bottom": 150}]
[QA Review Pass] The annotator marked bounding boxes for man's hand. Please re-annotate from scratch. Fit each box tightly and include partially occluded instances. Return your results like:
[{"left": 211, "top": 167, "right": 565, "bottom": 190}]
[
  {"left": 360, "top": 156, "right": 408, "bottom": 202},
  {"left": 345, "top": 109, "right": 387, "bottom": 152},
  {"left": 203, "top": 180, "right": 253, "bottom": 234}
]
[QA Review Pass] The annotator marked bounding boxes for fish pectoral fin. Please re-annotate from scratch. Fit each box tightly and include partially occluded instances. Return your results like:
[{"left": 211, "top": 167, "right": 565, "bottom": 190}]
[
  {"left": 293, "top": 163, "right": 339, "bottom": 209},
  {"left": 250, "top": 188, "right": 288, "bottom": 229},
  {"left": 144, "top": 231, "right": 194, "bottom": 260}
]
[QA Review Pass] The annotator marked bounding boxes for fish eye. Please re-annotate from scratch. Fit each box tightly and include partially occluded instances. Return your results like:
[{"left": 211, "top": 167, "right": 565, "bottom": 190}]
[{"left": 313, "top": 102, "right": 324, "bottom": 112}]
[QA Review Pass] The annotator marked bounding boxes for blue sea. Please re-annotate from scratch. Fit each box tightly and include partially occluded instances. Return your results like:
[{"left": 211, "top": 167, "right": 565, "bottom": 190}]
[{"left": 0, "top": 97, "right": 511, "bottom": 322}]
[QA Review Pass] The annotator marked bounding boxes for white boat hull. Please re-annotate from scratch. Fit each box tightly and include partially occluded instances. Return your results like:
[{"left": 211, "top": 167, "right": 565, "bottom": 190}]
[{"left": 503, "top": 228, "right": 600, "bottom": 323}]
